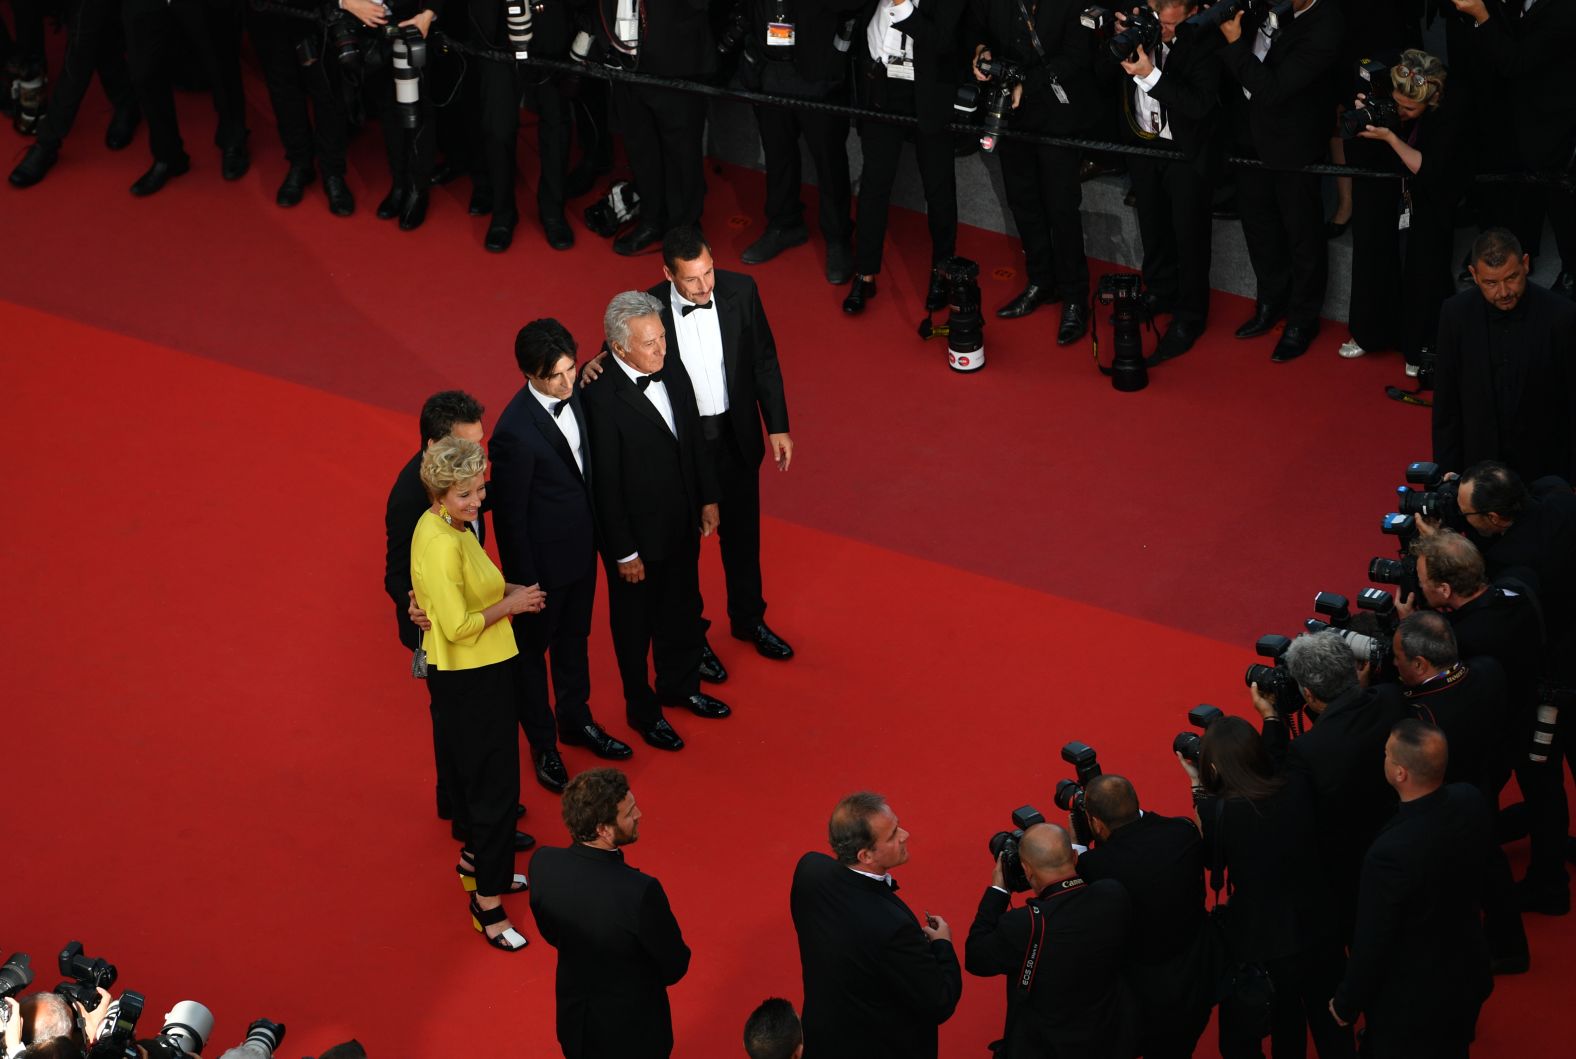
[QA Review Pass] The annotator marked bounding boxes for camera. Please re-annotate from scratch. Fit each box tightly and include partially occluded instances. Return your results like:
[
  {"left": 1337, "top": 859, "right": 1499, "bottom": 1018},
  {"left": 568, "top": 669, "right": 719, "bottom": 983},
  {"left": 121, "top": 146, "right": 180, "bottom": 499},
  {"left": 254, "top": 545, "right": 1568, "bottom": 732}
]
[
  {"left": 916, "top": 256, "right": 986, "bottom": 373},
  {"left": 1081, "top": 5, "right": 1162, "bottom": 62},
  {"left": 88, "top": 990, "right": 146, "bottom": 1059},
  {"left": 716, "top": 5, "right": 748, "bottom": 54},
  {"left": 1339, "top": 96, "right": 1399, "bottom": 140},
  {"left": 1303, "top": 592, "right": 1389, "bottom": 671},
  {"left": 0, "top": 952, "right": 32, "bottom": 1002},
  {"left": 1380, "top": 510, "right": 1419, "bottom": 550},
  {"left": 242, "top": 1018, "right": 287, "bottom": 1057},
  {"left": 959, "top": 57, "right": 1024, "bottom": 155},
  {"left": 1095, "top": 272, "right": 1149, "bottom": 391},
  {"left": 389, "top": 25, "right": 427, "bottom": 130},
  {"left": 1053, "top": 741, "right": 1102, "bottom": 847},
  {"left": 1369, "top": 554, "right": 1420, "bottom": 605},
  {"left": 1172, "top": 703, "right": 1224, "bottom": 764},
  {"left": 1185, "top": 0, "right": 1291, "bottom": 33},
  {"left": 155, "top": 1000, "right": 214, "bottom": 1055},
  {"left": 327, "top": 13, "right": 362, "bottom": 67},
  {"left": 1393, "top": 462, "right": 1459, "bottom": 523},
  {"left": 56, "top": 940, "right": 117, "bottom": 1008},
  {"left": 506, "top": 0, "right": 544, "bottom": 60},
  {"left": 988, "top": 805, "right": 1049, "bottom": 893},
  {"left": 584, "top": 180, "right": 641, "bottom": 237},
  {"left": 1244, "top": 633, "right": 1301, "bottom": 715}
]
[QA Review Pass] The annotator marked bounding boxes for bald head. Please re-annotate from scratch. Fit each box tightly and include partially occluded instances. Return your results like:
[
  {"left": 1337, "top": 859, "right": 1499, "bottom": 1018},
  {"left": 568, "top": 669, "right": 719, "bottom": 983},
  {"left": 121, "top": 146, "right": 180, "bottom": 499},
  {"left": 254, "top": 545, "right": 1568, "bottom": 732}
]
[{"left": 1018, "top": 823, "right": 1075, "bottom": 873}]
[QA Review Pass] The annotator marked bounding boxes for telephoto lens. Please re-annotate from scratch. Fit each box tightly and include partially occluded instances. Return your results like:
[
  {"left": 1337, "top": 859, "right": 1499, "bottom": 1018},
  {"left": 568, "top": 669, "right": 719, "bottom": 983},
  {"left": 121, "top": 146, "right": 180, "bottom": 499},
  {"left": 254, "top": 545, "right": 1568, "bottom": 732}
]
[
  {"left": 0, "top": 953, "right": 32, "bottom": 1000},
  {"left": 505, "top": 0, "right": 535, "bottom": 59},
  {"left": 159, "top": 1000, "right": 215, "bottom": 1054},
  {"left": 392, "top": 38, "right": 421, "bottom": 129}
]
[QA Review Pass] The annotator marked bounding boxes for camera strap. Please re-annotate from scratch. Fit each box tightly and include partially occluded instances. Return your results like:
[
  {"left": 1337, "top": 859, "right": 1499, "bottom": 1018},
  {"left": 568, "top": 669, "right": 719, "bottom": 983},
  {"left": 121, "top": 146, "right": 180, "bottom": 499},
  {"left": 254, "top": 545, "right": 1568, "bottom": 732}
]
[
  {"left": 1016, "top": 877, "right": 1086, "bottom": 994},
  {"left": 1011, "top": 0, "right": 1068, "bottom": 103}
]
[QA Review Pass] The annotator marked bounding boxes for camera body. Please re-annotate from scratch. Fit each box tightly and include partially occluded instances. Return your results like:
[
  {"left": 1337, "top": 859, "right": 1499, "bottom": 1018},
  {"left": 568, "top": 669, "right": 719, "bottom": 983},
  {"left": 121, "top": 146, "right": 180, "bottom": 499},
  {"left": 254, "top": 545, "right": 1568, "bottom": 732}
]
[
  {"left": 988, "top": 805, "right": 1049, "bottom": 892},
  {"left": 971, "top": 57, "right": 1025, "bottom": 154},
  {"left": 1244, "top": 633, "right": 1302, "bottom": 715},
  {"left": 1081, "top": 5, "right": 1162, "bottom": 62},
  {"left": 0, "top": 953, "right": 32, "bottom": 1002},
  {"left": 1053, "top": 741, "right": 1103, "bottom": 847},
  {"left": 1339, "top": 96, "right": 1399, "bottom": 140},
  {"left": 56, "top": 940, "right": 117, "bottom": 1008},
  {"left": 1304, "top": 592, "right": 1390, "bottom": 674},
  {"left": 1185, "top": 0, "right": 1292, "bottom": 33},
  {"left": 1393, "top": 462, "right": 1460, "bottom": 524},
  {"left": 1172, "top": 703, "right": 1224, "bottom": 764}
]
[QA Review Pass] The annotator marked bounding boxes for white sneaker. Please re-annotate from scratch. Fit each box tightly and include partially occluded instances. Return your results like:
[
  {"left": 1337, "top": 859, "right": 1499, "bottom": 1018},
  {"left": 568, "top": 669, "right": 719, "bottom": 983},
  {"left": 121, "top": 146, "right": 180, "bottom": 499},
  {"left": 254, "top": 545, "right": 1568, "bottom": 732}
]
[
  {"left": 1405, "top": 362, "right": 1420, "bottom": 377},
  {"left": 1338, "top": 339, "right": 1366, "bottom": 359}
]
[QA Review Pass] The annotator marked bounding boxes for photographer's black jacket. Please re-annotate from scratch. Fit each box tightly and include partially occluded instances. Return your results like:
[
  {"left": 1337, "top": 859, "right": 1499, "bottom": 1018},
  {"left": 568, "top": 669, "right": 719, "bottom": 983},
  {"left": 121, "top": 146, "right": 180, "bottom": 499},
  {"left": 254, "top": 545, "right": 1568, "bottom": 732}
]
[
  {"left": 1402, "top": 658, "right": 1509, "bottom": 792},
  {"left": 1479, "top": 485, "right": 1576, "bottom": 671},
  {"left": 1447, "top": 582, "right": 1547, "bottom": 718},
  {"left": 854, "top": 0, "right": 969, "bottom": 134},
  {"left": 744, "top": 0, "right": 867, "bottom": 82},
  {"left": 1094, "top": 20, "right": 1224, "bottom": 163},
  {"left": 966, "top": 0, "right": 1099, "bottom": 134},
  {"left": 581, "top": 0, "right": 716, "bottom": 75},
  {"left": 1218, "top": 0, "right": 1345, "bottom": 167}
]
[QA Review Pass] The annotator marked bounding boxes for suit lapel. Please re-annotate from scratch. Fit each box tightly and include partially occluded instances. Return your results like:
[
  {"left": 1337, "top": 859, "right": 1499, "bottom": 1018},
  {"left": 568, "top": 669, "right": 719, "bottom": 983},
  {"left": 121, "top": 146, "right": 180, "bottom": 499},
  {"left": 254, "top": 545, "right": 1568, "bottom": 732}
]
[
  {"left": 716, "top": 281, "right": 740, "bottom": 399},
  {"left": 613, "top": 368, "right": 679, "bottom": 444},
  {"left": 527, "top": 391, "right": 584, "bottom": 481}
]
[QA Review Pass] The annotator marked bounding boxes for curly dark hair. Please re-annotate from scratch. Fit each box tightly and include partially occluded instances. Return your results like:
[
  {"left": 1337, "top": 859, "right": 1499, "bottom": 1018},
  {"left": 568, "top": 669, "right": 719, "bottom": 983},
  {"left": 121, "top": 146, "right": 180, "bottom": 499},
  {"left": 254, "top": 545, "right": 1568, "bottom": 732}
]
[
  {"left": 561, "top": 767, "right": 631, "bottom": 843},
  {"left": 418, "top": 390, "right": 484, "bottom": 446}
]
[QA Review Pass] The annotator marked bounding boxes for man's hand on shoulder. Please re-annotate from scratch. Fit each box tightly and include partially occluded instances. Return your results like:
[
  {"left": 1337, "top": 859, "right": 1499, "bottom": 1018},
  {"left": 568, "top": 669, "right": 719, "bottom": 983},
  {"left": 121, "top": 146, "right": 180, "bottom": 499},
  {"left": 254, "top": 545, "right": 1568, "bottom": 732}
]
[{"left": 580, "top": 348, "right": 610, "bottom": 387}]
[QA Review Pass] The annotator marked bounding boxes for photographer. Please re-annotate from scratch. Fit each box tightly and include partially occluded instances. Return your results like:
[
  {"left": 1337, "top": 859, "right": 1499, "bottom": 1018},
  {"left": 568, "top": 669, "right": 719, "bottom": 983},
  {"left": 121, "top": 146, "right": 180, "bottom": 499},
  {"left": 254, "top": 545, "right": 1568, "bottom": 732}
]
[
  {"left": 5, "top": 987, "right": 111, "bottom": 1058},
  {"left": 446, "top": 0, "right": 532, "bottom": 252},
  {"left": 968, "top": 0, "right": 1099, "bottom": 344},
  {"left": 1185, "top": 716, "right": 1353, "bottom": 1059},
  {"left": 1216, "top": 0, "right": 1344, "bottom": 363},
  {"left": 964, "top": 823, "right": 1136, "bottom": 1059},
  {"left": 1338, "top": 50, "right": 1465, "bottom": 375},
  {"left": 1075, "top": 775, "right": 1215, "bottom": 1059}
]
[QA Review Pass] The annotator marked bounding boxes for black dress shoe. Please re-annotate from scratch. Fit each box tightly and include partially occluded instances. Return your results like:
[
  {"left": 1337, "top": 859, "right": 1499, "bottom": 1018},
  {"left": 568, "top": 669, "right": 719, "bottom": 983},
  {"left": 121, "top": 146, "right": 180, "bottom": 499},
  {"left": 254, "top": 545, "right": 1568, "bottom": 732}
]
[
  {"left": 8, "top": 141, "right": 57, "bottom": 188},
  {"left": 843, "top": 276, "right": 876, "bottom": 314},
  {"left": 451, "top": 823, "right": 534, "bottom": 848},
  {"left": 1233, "top": 302, "right": 1285, "bottom": 340},
  {"left": 468, "top": 186, "right": 493, "bottom": 216},
  {"left": 1142, "top": 292, "right": 1175, "bottom": 317},
  {"left": 220, "top": 142, "right": 250, "bottom": 181},
  {"left": 731, "top": 623, "right": 794, "bottom": 660},
  {"left": 130, "top": 155, "right": 190, "bottom": 197},
  {"left": 534, "top": 749, "right": 569, "bottom": 793},
  {"left": 542, "top": 214, "right": 574, "bottom": 250},
  {"left": 376, "top": 184, "right": 407, "bottom": 220},
  {"left": 104, "top": 106, "right": 139, "bottom": 151},
  {"left": 675, "top": 692, "right": 732, "bottom": 719},
  {"left": 560, "top": 722, "right": 634, "bottom": 760},
  {"left": 698, "top": 642, "right": 728, "bottom": 684},
  {"left": 826, "top": 240, "right": 853, "bottom": 285},
  {"left": 742, "top": 223, "right": 809, "bottom": 265},
  {"left": 399, "top": 189, "right": 429, "bottom": 231},
  {"left": 1323, "top": 218, "right": 1350, "bottom": 241},
  {"left": 485, "top": 217, "right": 516, "bottom": 253},
  {"left": 1146, "top": 320, "right": 1201, "bottom": 366},
  {"left": 637, "top": 718, "right": 685, "bottom": 751},
  {"left": 1056, "top": 300, "right": 1089, "bottom": 346},
  {"left": 1270, "top": 322, "right": 1318, "bottom": 362},
  {"left": 925, "top": 268, "right": 950, "bottom": 312},
  {"left": 613, "top": 222, "right": 663, "bottom": 256},
  {"left": 996, "top": 283, "right": 1056, "bottom": 319},
  {"left": 1516, "top": 877, "right": 1570, "bottom": 915},
  {"left": 275, "top": 164, "right": 314, "bottom": 207},
  {"left": 323, "top": 173, "right": 354, "bottom": 216}
]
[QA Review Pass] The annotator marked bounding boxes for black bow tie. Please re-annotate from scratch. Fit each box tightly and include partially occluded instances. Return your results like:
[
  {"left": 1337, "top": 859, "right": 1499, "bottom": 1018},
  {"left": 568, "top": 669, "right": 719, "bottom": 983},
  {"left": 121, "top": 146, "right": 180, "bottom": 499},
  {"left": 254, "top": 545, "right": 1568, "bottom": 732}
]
[
  {"left": 680, "top": 301, "right": 713, "bottom": 317},
  {"left": 635, "top": 371, "right": 664, "bottom": 391},
  {"left": 550, "top": 399, "right": 568, "bottom": 419}
]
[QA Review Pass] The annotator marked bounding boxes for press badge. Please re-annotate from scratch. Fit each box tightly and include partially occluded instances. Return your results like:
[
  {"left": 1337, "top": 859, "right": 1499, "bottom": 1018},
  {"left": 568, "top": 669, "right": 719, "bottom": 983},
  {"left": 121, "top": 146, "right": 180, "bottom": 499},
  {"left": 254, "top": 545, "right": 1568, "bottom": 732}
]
[
  {"left": 767, "top": 21, "right": 795, "bottom": 46},
  {"left": 616, "top": 16, "right": 640, "bottom": 42},
  {"left": 1398, "top": 190, "right": 1412, "bottom": 231},
  {"left": 1050, "top": 78, "right": 1070, "bottom": 105},
  {"left": 887, "top": 55, "right": 916, "bottom": 80}
]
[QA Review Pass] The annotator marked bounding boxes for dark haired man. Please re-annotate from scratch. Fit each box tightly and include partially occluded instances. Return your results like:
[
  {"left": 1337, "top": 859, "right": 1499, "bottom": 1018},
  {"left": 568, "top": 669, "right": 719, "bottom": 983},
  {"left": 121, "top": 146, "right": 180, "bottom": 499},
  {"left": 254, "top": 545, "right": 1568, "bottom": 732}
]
[
  {"left": 491, "top": 321, "right": 633, "bottom": 794},
  {"left": 789, "top": 792, "right": 962, "bottom": 1058},
  {"left": 531, "top": 767, "right": 692, "bottom": 1059},
  {"left": 743, "top": 997, "right": 803, "bottom": 1059},
  {"left": 1434, "top": 228, "right": 1576, "bottom": 483}
]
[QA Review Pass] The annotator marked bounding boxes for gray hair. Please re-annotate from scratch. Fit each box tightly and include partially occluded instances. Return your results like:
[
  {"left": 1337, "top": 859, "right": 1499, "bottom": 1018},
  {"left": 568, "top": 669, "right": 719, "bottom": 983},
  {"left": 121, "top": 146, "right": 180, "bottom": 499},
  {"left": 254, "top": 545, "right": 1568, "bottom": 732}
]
[
  {"left": 1397, "top": 611, "right": 1458, "bottom": 669},
  {"left": 603, "top": 290, "right": 664, "bottom": 352},
  {"left": 1284, "top": 630, "right": 1360, "bottom": 703}
]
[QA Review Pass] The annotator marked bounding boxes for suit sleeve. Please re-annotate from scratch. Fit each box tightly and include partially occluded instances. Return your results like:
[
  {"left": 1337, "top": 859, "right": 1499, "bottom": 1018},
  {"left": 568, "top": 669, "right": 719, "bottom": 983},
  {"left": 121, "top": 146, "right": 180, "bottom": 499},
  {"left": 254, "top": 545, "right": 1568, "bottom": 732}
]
[
  {"left": 1431, "top": 301, "right": 1465, "bottom": 474},
  {"left": 891, "top": 0, "right": 965, "bottom": 49},
  {"left": 877, "top": 919, "right": 963, "bottom": 1025},
  {"left": 1260, "top": 716, "right": 1291, "bottom": 768},
  {"left": 1219, "top": 19, "right": 1340, "bottom": 106},
  {"left": 638, "top": 879, "right": 693, "bottom": 987},
  {"left": 963, "top": 887, "right": 1021, "bottom": 977},
  {"left": 1332, "top": 840, "right": 1407, "bottom": 1022},
  {"left": 747, "top": 281, "right": 791, "bottom": 435},
  {"left": 488, "top": 428, "right": 540, "bottom": 586},
  {"left": 585, "top": 390, "right": 639, "bottom": 561},
  {"left": 1147, "top": 36, "right": 1223, "bottom": 122},
  {"left": 384, "top": 476, "right": 421, "bottom": 650}
]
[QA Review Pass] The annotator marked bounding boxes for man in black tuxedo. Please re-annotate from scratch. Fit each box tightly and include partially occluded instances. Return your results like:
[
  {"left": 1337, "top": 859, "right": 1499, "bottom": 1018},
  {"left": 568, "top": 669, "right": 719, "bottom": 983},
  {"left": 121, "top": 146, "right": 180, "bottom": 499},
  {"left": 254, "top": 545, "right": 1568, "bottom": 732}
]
[
  {"left": 582, "top": 291, "right": 732, "bottom": 751},
  {"left": 964, "top": 823, "right": 1135, "bottom": 1059},
  {"left": 647, "top": 227, "right": 796, "bottom": 673},
  {"left": 1102, "top": 0, "right": 1224, "bottom": 362},
  {"left": 1216, "top": 0, "right": 1343, "bottom": 362},
  {"left": 1433, "top": 230, "right": 1576, "bottom": 485},
  {"left": 1075, "top": 775, "right": 1215, "bottom": 1059},
  {"left": 969, "top": 0, "right": 1100, "bottom": 344},
  {"left": 530, "top": 767, "right": 691, "bottom": 1059},
  {"left": 790, "top": 791, "right": 963, "bottom": 1058},
  {"left": 490, "top": 320, "right": 634, "bottom": 796},
  {"left": 1329, "top": 721, "right": 1495, "bottom": 1057}
]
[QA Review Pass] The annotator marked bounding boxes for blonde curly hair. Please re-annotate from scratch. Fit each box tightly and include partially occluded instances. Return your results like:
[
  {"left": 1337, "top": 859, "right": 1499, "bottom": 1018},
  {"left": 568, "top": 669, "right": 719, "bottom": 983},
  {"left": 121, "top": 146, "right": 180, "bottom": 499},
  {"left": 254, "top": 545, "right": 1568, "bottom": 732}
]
[
  {"left": 420, "top": 436, "right": 487, "bottom": 501},
  {"left": 1391, "top": 50, "right": 1446, "bottom": 110}
]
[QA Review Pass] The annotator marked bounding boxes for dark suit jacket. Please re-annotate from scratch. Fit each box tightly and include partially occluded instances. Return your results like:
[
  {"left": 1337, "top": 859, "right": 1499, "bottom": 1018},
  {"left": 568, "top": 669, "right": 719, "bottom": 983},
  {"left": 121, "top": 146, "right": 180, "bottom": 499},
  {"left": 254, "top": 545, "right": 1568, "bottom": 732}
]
[
  {"left": 1403, "top": 659, "right": 1508, "bottom": 792},
  {"left": 1133, "top": 24, "right": 1225, "bottom": 163},
  {"left": 529, "top": 843, "right": 692, "bottom": 1059},
  {"left": 647, "top": 270, "right": 791, "bottom": 469},
  {"left": 1447, "top": 584, "right": 1546, "bottom": 722},
  {"left": 383, "top": 452, "right": 487, "bottom": 651},
  {"left": 1219, "top": 0, "right": 1345, "bottom": 167},
  {"left": 1331, "top": 785, "right": 1494, "bottom": 1045},
  {"left": 964, "top": 878, "right": 1134, "bottom": 1059},
  {"left": 1471, "top": 0, "right": 1576, "bottom": 161},
  {"left": 582, "top": 358, "right": 720, "bottom": 564},
  {"left": 489, "top": 386, "right": 597, "bottom": 591},
  {"left": 583, "top": 0, "right": 716, "bottom": 75},
  {"left": 745, "top": 0, "right": 867, "bottom": 82},
  {"left": 968, "top": 0, "right": 1100, "bottom": 135},
  {"left": 855, "top": 0, "right": 969, "bottom": 134},
  {"left": 1432, "top": 284, "right": 1576, "bottom": 484},
  {"left": 790, "top": 851, "right": 963, "bottom": 1059},
  {"left": 1480, "top": 486, "right": 1576, "bottom": 664}
]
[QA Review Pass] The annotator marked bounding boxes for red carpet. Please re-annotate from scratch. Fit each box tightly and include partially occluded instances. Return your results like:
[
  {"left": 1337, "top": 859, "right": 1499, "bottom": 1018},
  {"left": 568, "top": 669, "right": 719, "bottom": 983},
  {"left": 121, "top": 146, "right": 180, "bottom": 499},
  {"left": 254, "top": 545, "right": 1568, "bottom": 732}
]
[{"left": 2, "top": 69, "right": 1571, "bottom": 1057}]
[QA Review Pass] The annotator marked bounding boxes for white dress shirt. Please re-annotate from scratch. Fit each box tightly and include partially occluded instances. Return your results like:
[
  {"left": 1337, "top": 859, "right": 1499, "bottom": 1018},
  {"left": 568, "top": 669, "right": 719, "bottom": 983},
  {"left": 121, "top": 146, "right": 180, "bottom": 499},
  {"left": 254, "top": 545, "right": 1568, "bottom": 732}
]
[
  {"left": 1132, "top": 43, "right": 1173, "bottom": 140},
  {"left": 528, "top": 382, "right": 584, "bottom": 475},
  {"left": 850, "top": 867, "right": 897, "bottom": 887},
  {"left": 612, "top": 353, "right": 676, "bottom": 563},
  {"left": 866, "top": 0, "right": 917, "bottom": 72},
  {"left": 669, "top": 286, "right": 730, "bottom": 417},
  {"left": 1243, "top": 0, "right": 1319, "bottom": 99}
]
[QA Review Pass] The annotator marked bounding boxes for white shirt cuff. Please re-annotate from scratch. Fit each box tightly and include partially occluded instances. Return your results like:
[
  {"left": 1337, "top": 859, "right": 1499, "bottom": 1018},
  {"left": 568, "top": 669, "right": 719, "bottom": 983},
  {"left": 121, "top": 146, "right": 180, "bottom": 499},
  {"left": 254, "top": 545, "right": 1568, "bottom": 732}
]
[
  {"left": 617, "top": 552, "right": 639, "bottom": 564},
  {"left": 1136, "top": 67, "right": 1162, "bottom": 91}
]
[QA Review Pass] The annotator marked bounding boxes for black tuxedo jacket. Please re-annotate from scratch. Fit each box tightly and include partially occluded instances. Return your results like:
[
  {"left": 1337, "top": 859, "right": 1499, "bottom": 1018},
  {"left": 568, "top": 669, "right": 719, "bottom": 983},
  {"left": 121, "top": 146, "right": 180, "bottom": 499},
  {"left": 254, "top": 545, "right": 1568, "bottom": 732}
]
[
  {"left": 647, "top": 271, "right": 791, "bottom": 468},
  {"left": 967, "top": 0, "right": 1100, "bottom": 135},
  {"left": 383, "top": 452, "right": 487, "bottom": 651},
  {"left": 1094, "top": 21, "right": 1225, "bottom": 163},
  {"left": 1447, "top": 584, "right": 1545, "bottom": 718},
  {"left": 1331, "top": 785, "right": 1494, "bottom": 1044},
  {"left": 1432, "top": 284, "right": 1576, "bottom": 484},
  {"left": 789, "top": 851, "right": 963, "bottom": 1059},
  {"left": 582, "top": 0, "right": 716, "bottom": 75},
  {"left": 964, "top": 878, "right": 1135, "bottom": 1059},
  {"left": 1472, "top": 0, "right": 1576, "bottom": 158},
  {"left": 1219, "top": 0, "right": 1345, "bottom": 167},
  {"left": 1403, "top": 659, "right": 1508, "bottom": 791},
  {"left": 489, "top": 385, "right": 597, "bottom": 591},
  {"left": 582, "top": 357, "right": 719, "bottom": 564},
  {"left": 529, "top": 843, "right": 691, "bottom": 1059},
  {"left": 855, "top": 0, "right": 969, "bottom": 134},
  {"left": 746, "top": 0, "right": 867, "bottom": 82}
]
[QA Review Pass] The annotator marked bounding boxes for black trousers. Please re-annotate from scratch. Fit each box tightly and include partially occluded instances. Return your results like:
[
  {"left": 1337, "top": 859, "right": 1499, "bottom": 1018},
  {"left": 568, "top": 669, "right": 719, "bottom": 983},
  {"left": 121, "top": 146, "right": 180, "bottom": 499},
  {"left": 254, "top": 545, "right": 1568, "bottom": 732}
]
[
  {"left": 36, "top": 0, "right": 135, "bottom": 149},
  {"left": 371, "top": 54, "right": 434, "bottom": 190},
  {"left": 1233, "top": 125, "right": 1326, "bottom": 327},
  {"left": 998, "top": 134, "right": 1087, "bottom": 302},
  {"left": 614, "top": 81, "right": 706, "bottom": 231},
  {"left": 512, "top": 566, "right": 596, "bottom": 746},
  {"left": 470, "top": 54, "right": 519, "bottom": 222},
  {"left": 604, "top": 551, "right": 704, "bottom": 727},
  {"left": 1347, "top": 145, "right": 1452, "bottom": 362},
  {"left": 1129, "top": 153, "right": 1214, "bottom": 326},
  {"left": 531, "top": 70, "right": 572, "bottom": 220},
  {"left": 2, "top": 0, "right": 46, "bottom": 65},
  {"left": 704, "top": 420, "right": 767, "bottom": 632},
  {"left": 424, "top": 669, "right": 461, "bottom": 823},
  {"left": 1218, "top": 942, "right": 1354, "bottom": 1059},
  {"left": 853, "top": 78, "right": 956, "bottom": 276},
  {"left": 251, "top": 14, "right": 348, "bottom": 175},
  {"left": 753, "top": 63, "right": 851, "bottom": 243},
  {"left": 426, "top": 658, "right": 521, "bottom": 896},
  {"left": 1508, "top": 133, "right": 1576, "bottom": 270},
  {"left": 1492, "top": 714, "right": 1571, "bottom": 892},
  {"left": 122, "top": 0, "right": 247, "bottom": 163}
]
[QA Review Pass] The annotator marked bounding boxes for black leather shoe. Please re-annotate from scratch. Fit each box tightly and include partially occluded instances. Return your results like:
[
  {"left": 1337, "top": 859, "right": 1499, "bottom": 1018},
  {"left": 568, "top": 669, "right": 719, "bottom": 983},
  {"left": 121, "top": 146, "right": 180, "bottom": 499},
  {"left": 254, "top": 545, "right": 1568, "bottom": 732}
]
[
  {"left": 468, "top": 186, "right": 493, "bottom": 215},
  {"left": 8, "top": 141, "right": 57, "bottom": 188},
  {"left": 104, "top": 106, "right": 139, "bottom": 151},
  {"left": 376, "top": 184, "right": 407, "bottom": 220},
  {"left": 731, "top": 623, "right": 794, "bottom": 660},
  {"left": 451, "top": 823, "right": 533, "bottom": 848},
  {"left": 1234, "top": 302, "right": 1285, "bottom": 339},
  {"left": 1056, "top": 300, "right": 1089, "bottom": 346},
  {"left": 1146, "top": 320, "right": 1201, "bottom": 366},
  {"left": 323, "top": 173, "right": 354, "bottom": 216},
  {"left": 925, "top": 268, "right": 950, "bottom": 312},
  {"left": 560, "top": 722, "right": 634, "bottom": 760},
  {"left": 1270, "top": 322, "right": 1318, "bottom": 363},
  {"left": 275, "top": 164, "right": 314, "bottom": 207},
  {"left": 1516, "top": 877, "right": 1570, "bottom": 916},
  {"left": 637, "top": 718, "right": 685, "bottom": 751},
  {"left": 826, "top": 240, "right": 853, "bottom": 285},
  {"left": 220, "top": 142, "right": 250, "bottom": 181},
  {"left": 485, "top": 217, "right": 516, "bottom": 253},
  {"left": 996, "top": 283, "right": 1056, "bottom": 319},
  {"left": 542, "top": 213, "right": 574, "bottom": 250},
  {"left": 130, "top": 155, "right": 190, "bottom": 197},
  {"left": 429, "top": 160, "right": 462, "bottom": 187},
  {"left": 699, "top": 643, "right": 728, "bottom": 684},
  {"left": 613, "top": 222, "right": 663, "bottom": 256},
  {"left": 399, "top": 189, "right": 429, "bottom": 231},
  {"left": 1142, "top": 292, "right": 1175, "bottom": 317},
  {"left": 742, "top": 223, "right": 809, "bottom": 265},
  {"left": 675, "top": 692, "right": 732, "bottom": 719},
  {"left": 842, "top": 276, "right": 876, "bottom": 314},
  {"left": 1323, "top": 218, "right": 1350, "bottom": 241},
  {"left": 534, "top": 749, "right": 569, "bottom": 793}
]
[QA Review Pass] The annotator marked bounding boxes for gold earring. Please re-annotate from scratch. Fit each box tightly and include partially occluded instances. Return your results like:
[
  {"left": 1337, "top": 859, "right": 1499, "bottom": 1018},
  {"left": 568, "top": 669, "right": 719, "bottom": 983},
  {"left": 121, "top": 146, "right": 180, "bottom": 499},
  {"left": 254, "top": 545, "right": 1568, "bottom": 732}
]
[{"left": 439, "top": 503, "right": 454, "bottom": 527}]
